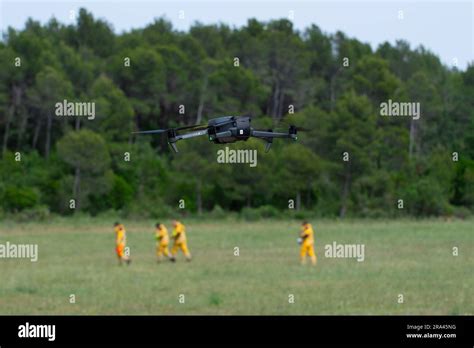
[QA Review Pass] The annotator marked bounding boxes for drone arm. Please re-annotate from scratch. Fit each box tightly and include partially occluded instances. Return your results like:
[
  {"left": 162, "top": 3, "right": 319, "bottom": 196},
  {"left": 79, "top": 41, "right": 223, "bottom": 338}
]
[
  {"left": 251, "top": 129, "right": 297, "bottom": 153},
  {"left": 166, "top": 129, "right": 209, "bottom": 153},
  {"left": 132, "top": 129, "right": 167, "bottom": 135},
  {"left": 251, "top": 130, "right": 296, "bottom": 139},
  {"left": 175, "top": 129, "right": 208, "bottom": 140}
]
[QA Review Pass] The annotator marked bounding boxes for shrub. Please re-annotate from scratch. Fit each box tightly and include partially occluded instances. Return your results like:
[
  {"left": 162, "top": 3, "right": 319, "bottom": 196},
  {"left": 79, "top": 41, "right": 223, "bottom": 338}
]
[
  {"left": 240, "top": 205, "right": 282, "bottom": 220},
  {"left": 256, "top": 205, "right": 280, "bottom": 218},
  {"left": 240, "top": 207, "right": 260, "bottom": 221},
  {"left": 209, "top": 204, "right": 226, "bottom": 219},
  {"left": 3, "top": 186, "right": 39, "bottom": 211},
  {"left": 13, "top": 205, "right": 50, "bottom": 222},
  {"left": 452, "top": 206, "right": 472, "bottom": 219}
]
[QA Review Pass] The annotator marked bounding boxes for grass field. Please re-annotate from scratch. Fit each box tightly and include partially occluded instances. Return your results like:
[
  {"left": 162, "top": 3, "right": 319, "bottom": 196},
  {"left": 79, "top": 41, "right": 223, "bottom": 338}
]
[{"left": 0, "top": 218, "right": 472, "bottom": 315}]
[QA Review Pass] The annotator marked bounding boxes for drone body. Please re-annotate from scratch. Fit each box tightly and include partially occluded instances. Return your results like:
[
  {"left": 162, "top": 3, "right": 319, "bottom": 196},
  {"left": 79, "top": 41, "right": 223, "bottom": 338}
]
[{"left": 133, "top": 115, "right": 299, "bottom": 153}]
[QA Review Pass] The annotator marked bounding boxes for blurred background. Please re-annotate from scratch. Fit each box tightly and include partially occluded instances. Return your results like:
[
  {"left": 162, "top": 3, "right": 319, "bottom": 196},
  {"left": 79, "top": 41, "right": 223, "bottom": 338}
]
[{"left": 0, "top": 0, "right": 473, "bottom": 221}]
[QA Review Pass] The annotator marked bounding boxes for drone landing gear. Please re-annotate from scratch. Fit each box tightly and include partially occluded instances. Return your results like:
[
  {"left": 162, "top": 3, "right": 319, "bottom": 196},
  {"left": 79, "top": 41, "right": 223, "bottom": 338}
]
[
  {"left": 265, "top": 140, "right": 272, "bottom": 152},
  {"left": 167, "top": 129, "right": 179, "bottom": 153},
  {"left": 264, "top": 130, "right": 273, "bottom": 153},
  {"left": 168, "top": 142, "right": 179, "bottom": 153}
]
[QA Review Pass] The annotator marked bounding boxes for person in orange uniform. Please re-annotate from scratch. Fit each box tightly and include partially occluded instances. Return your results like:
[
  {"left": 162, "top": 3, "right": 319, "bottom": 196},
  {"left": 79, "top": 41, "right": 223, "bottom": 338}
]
[
  {"left": 155, "top": 222, "right": 170, "bottom": 262},
  {"left": 298, "top": 221, "right": 316, "bottom": 265},
  {"left": 170, "top": 220, "right": 191, "bottom": 262},
  {"left": 114, "top": 222, "right": 131, "bottom": 265}
]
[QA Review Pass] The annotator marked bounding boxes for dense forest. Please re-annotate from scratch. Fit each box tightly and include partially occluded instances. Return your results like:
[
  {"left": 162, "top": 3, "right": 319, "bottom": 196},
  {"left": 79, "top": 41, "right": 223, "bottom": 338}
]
[{"left": 0, "top": 9, "right": 473, "bottom": 220}]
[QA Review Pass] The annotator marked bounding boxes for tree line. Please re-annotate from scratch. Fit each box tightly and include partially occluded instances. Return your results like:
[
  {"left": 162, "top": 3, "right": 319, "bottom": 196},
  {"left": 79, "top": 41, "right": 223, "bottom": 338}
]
[{"left": 0, "top": 8, "right": 473, "bottom": 220}]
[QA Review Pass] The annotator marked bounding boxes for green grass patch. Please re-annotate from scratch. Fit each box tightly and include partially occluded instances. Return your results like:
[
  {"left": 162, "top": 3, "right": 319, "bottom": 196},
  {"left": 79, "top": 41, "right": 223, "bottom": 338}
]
[{"left": 0, "top": 218, "right": 472, "bottom": 314}]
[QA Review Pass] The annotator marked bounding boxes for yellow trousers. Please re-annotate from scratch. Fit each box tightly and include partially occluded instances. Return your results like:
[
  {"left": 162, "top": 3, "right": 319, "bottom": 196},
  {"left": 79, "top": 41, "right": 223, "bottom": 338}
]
[
  {"left": 171, "top": 242, "right": 191, "bottom": 258},
  {"left": 300, "top": 242, "right": 317, "bottom": 265},
  {"left": 156, "top": 243, "right": 170, "bottom": 260}
]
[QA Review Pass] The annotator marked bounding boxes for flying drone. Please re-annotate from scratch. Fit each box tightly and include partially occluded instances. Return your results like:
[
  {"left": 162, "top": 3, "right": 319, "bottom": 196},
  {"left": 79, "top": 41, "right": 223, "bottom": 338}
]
[{"left": 133, "top": 115, "right": 302, "bottom": 152}]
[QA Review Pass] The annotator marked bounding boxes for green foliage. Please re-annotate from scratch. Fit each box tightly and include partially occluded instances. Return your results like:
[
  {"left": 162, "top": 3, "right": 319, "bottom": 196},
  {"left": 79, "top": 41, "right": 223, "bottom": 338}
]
[
  {"left": 403, "top": 177, "right": 447, "bottom": 216},
  {"left": 56, "top": 129, "right": 111, "bottom": 211},
  {"left": 57, "top": 129, "right": 110, "bottom": 174},
  {"left": 108, "top": 175, "right": 134, "bottom": 210},
  {"left": 88, "top": 75, "right": 134, "bottom": 142},
  {"left": 3, "top": 186, "right": 39, "bottom": 211},
  {"left": 241, "top": 205, "right": 280, "bottom": 220},
  {"left": 0, "top": 10, "right": 472, "bottom": 218},
  {"left": 240, "top": 207, "right": 260, "bottom": 221},
  {"left": 11, "top": 205, "right": 51, "bottom": 222}
]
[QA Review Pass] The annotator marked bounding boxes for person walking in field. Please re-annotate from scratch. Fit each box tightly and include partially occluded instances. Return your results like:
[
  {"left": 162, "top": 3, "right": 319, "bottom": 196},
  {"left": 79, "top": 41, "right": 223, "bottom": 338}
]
[
  {"left": 155, "top": 222, "right": 170, "bottom": 262},
  {"left": 114, "top": 222, "right": 131, "bottom": 265},
  {"left": 298, "top": 221, "right": 316, "bottom": 265},
  {"left": 170, "top": 220, "right": 191, "bottom": 262}
]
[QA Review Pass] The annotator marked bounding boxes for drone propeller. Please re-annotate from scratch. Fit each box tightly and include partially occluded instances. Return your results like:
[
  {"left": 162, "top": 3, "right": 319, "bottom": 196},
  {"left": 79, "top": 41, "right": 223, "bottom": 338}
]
[
  {"left": 132, "top": 129, "right": 168, "bottom": 135},
  {"left": 248, "top": 113, "right": 308, "bottom": 133},
  {"left": 132, "top": 123, "right": 208, "bottom": 135},
  {"left": 274, "top": 113, "right": 311, "bottom": 132},
  {"left": 289, "top": 126, "right": 309, "bottom": 132},
  {"left": 270, "top": 124, "right": 309, "bottom": 133}
]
